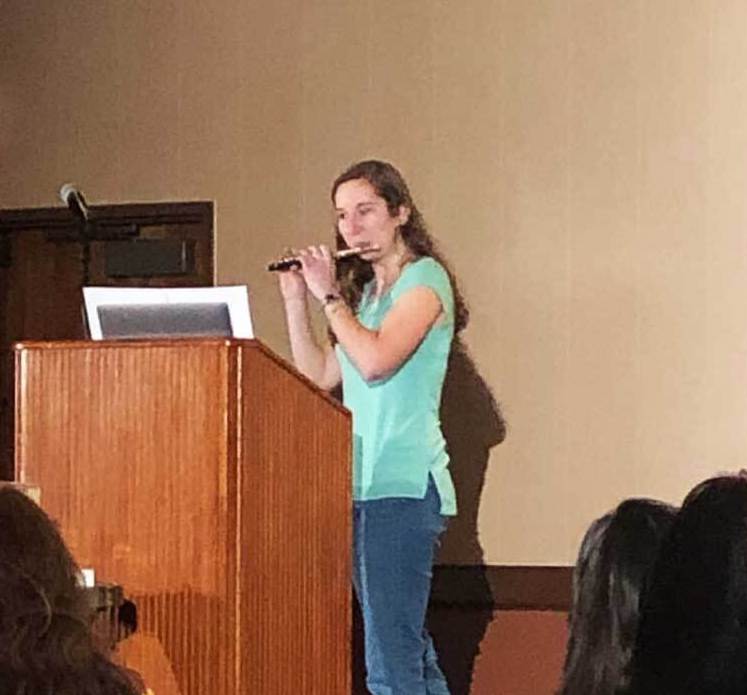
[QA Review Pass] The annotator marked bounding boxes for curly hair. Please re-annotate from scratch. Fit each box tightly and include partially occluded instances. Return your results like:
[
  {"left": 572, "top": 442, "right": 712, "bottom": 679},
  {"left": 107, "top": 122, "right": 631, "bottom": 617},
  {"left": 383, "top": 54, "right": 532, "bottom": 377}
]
[
  {"left": 559, "top": 498, "right": 676, "bottom": 695},
  {"left": 330, "top": 160, "right": 469, "bottom": 334},
  {"left": 0, "top": 487, "right": 140, "bottom": 695}
]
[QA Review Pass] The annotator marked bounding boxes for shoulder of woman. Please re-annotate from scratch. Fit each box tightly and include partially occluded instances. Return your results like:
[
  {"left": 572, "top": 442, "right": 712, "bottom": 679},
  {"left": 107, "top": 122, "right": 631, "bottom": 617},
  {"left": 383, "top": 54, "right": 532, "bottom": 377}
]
[
  {"left": 400, "top": 256, "right": 451, "bottom": 289},
  {"left": 408, "top": 255, "right": 442, "bottom": 270},
  {"left": 401, "top": 256, "right": 448, "bottom": 283},
  {"left": 394, "top": 257, "right": 454, "bottom": 310}
]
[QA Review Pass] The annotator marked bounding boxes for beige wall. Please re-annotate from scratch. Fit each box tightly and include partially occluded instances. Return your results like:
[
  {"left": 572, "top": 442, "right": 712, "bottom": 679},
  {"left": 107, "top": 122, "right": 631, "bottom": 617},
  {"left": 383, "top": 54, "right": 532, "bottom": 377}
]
[{"left": 3, "top": 1, "right": 747, "bottom": 564}]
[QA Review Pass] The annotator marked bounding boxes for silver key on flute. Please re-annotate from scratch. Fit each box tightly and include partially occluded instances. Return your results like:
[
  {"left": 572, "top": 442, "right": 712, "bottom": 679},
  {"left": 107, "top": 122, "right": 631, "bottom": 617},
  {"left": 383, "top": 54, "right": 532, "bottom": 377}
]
[{"left": 267, "top": 244, "right": 380, "bottom": 272}]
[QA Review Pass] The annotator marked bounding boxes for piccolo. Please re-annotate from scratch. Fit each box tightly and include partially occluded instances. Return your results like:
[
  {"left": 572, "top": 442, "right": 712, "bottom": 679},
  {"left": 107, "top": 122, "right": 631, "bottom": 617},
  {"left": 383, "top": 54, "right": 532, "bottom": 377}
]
[{"left": 266, "top": 244, "right": 380, "bottom": 272}]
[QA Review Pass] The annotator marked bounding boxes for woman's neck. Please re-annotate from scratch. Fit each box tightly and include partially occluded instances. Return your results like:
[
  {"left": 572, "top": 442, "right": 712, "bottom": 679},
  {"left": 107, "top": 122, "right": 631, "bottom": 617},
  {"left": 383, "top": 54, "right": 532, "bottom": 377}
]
[{"left": 372, "top": 240, "right": 412, "bottom": 298}]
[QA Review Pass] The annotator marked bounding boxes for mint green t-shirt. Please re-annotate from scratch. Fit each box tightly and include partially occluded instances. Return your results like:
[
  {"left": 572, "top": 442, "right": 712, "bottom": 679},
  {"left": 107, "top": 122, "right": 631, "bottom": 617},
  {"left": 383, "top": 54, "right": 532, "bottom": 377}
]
[{"left": 336, "top": 257, "right": 457, "bottom": 515}]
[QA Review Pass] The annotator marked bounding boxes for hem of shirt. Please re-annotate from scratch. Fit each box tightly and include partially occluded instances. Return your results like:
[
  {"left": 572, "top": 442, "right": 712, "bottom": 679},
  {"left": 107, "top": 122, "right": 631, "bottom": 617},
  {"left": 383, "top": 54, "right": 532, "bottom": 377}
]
[
  {"left": 353, "top": 490, "right": 457, "bottom": 516},
  {"left": 354, "top": 475, "right": 457, "bottom": 515}
]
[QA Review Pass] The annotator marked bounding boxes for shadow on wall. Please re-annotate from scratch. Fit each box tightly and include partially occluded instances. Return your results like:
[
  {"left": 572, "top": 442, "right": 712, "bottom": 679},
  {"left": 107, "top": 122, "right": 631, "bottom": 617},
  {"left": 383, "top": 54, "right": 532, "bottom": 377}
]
[
  {"left": 430, "top": 337, "right": 507, "bottom": 695},
  {"left": 352, "top": 338, "right": 506, "bottom": 695},
  {"left": 438, "top": 337, "right": 506, "bottom": 564}
]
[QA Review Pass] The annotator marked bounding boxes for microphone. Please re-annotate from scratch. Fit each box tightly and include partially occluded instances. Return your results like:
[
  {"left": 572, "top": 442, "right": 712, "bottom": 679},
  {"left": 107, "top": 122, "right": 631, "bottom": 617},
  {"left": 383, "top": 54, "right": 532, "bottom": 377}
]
[
  {"left": 59, "top": 183, "right": 91, "bottom": 221},
  {"left": 267, "top": 244, "right": 380, "bottom": 272}
]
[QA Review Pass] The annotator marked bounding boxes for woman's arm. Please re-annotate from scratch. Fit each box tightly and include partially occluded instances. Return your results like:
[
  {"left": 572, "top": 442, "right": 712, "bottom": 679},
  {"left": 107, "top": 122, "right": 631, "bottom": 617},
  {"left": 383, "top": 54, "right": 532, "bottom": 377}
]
[
  {"left": 278, "top": 268, "right": 342, "bottom": 390},
  {"left": 297, "top": 245, "right": 443, "bottom": 382},
  {"left": 324, "top": 287, "right": 442, "bottom": 381}
]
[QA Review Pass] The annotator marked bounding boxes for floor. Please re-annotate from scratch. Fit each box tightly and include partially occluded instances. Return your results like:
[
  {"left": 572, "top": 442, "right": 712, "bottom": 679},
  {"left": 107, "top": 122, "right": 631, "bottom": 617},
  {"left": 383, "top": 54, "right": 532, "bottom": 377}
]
[{"left": 352, "top": 603, "right": 568, "bottom": 695}]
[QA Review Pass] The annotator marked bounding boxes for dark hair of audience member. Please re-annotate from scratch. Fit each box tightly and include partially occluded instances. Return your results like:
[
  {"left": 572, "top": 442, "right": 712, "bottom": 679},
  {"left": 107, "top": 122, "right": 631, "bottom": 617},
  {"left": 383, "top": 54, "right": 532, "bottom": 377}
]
[
  {"left": 558, "top": 498, "right": 676, "bottom": 695},
  {"left": 0, "top": 487, "right": 140, "bottom": 695},
  {"left": 627, "top": 473, "right": 747, "bottom": 695}
]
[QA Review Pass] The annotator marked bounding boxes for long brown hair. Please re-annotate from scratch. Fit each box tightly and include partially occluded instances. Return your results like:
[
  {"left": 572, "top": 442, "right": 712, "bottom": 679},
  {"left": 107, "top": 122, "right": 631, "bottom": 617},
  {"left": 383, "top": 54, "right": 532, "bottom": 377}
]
[
  {"left": 559, "top": 498, "right": 676, "bottom": 695},
  {"left": 0, "top": 488, "right": 140, "bottom": 695},
  {"left": 331, "top": 160, "right": 469, "bottom": 333}
]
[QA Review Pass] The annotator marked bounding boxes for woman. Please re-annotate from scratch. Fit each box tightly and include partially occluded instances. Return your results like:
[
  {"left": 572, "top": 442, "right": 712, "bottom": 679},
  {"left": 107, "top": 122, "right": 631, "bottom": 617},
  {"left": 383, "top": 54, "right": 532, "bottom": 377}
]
[
  {"left": 558, "top": 498, "right": 676, "bottom": 695},
  {"left": 278, "top": 160, "right": 467, "bottom": 694},
  {"left": 0, "top": 486, "right": 142, "bottom": 695},
  {"left": 627, "top": 473, "right": 747, "bottom": 695}
]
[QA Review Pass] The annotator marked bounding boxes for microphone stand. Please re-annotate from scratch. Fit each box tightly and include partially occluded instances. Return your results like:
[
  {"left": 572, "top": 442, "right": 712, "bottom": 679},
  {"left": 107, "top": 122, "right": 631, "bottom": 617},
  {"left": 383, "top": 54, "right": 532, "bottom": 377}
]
[
  {"left": 79, "top": 217, "right": 94, "bottom": 286},
  {"left": 61, "top": 200, "right": 138, "bottom": 285}
]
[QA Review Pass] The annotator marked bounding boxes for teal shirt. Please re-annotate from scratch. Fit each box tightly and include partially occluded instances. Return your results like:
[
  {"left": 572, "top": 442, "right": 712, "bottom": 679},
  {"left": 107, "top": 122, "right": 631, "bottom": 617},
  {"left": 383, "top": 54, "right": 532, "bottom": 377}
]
[{"left": 336, "top": 257, "right": 457, "bottom": 515}]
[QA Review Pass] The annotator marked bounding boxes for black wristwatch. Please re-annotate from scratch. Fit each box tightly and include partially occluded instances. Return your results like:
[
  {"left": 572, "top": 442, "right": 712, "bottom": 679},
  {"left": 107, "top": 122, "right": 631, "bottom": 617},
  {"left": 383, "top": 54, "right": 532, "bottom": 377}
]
[{"left": 323, "top": 293, "right": 343, "bottom": 306}]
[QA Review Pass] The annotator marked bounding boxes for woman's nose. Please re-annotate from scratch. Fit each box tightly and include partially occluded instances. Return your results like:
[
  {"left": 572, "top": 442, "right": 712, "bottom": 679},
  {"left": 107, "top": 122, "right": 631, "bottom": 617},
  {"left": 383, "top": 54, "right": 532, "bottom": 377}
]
[{"left": 345, "top": 214, "right": 362, "bottom": 236}]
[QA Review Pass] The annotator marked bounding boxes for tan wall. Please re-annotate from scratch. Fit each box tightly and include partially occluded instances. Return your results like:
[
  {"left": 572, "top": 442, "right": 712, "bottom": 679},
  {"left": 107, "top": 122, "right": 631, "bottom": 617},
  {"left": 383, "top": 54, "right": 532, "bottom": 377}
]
[{"left": 3, "top": 1, "right": 747, "bottom": 564}]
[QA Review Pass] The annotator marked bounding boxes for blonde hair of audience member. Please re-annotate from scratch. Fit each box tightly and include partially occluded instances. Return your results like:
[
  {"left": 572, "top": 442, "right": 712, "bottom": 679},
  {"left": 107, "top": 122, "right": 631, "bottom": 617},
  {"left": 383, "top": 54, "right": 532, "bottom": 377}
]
[
  {"left": 0, "top": 487, "right": 142, "bottom": 695},
  {"left": 559, "top": 498, "right": 676, "bottom": 695}
]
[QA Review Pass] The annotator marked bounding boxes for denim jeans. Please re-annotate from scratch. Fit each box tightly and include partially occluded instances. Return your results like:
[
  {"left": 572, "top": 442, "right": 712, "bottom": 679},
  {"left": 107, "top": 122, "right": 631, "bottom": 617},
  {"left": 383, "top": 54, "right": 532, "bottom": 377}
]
[{"left": 353, "top": 477, "right": 451, "bottom": 695}]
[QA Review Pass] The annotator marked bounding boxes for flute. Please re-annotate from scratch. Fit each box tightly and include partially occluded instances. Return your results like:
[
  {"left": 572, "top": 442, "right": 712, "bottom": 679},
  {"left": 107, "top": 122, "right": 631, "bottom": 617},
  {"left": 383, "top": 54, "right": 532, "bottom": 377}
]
[{"left": 266, "top": 244, "right": 380, "bottom": 272}]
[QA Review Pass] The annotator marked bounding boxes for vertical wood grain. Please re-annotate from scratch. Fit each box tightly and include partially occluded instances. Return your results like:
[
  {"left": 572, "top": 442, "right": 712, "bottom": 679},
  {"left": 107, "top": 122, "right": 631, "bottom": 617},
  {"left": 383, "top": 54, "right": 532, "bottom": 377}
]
[
  {"left": 14, "top": 339, "right": 351, "bottom": 695},
  {"left": 239, "top": 342, "right": 352, "bottom": 694}
]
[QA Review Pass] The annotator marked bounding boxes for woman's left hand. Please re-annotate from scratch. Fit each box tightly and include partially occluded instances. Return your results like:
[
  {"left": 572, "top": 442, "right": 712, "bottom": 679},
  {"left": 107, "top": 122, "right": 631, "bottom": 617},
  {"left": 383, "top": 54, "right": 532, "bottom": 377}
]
[{"left": 298, "top": 245, "right": 339, "bottom": 303}]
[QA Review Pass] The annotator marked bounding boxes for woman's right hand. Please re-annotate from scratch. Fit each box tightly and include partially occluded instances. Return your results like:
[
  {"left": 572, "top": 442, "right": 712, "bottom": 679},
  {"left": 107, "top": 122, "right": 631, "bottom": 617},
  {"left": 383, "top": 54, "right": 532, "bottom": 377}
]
[{"left": 277, "top": 266, "right": 308, "bottom": 302}]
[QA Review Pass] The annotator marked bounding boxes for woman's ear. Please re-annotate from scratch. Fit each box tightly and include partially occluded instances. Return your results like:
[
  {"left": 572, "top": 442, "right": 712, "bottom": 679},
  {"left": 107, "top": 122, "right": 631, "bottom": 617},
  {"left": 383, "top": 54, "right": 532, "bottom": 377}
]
[{"left": 397, "top": 206, "right": 411, "bottom": 226}]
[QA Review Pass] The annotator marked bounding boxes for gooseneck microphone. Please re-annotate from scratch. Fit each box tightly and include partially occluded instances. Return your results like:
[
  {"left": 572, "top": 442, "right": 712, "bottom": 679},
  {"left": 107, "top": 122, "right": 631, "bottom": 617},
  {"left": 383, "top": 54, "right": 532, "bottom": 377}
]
[
  {"left": 59, "top": 183, "right": 91, "bottom": 221},
  {"left": 267, "top": 244, "right": 380, "bottom": 272}
]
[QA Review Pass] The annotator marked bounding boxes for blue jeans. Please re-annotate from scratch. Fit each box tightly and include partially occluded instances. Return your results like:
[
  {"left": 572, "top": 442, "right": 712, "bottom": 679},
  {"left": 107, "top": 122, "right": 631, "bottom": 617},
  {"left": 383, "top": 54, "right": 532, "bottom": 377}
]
[{"left": 353, "top": 478, "right": 451, "bottom": 695}]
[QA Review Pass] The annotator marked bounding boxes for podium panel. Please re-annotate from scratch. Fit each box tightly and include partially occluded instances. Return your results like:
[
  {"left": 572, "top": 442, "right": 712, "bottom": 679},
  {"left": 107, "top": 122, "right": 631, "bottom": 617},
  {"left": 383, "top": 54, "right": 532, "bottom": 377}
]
[{"left": 14, "top": 339, "right": 351, "bottom": 695}]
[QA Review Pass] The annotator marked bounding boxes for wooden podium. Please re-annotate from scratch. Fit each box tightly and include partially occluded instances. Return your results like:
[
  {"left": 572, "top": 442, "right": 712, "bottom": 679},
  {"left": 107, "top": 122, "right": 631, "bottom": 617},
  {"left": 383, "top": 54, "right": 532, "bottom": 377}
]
[{"left": 13, "top": 339, "right": 352, "bottom": 695}]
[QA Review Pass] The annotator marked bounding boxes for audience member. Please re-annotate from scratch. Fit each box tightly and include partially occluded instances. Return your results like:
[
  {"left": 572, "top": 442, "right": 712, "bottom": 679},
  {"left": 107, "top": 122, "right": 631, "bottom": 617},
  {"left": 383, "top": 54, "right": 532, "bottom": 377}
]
[
  {"left": 559, "top": 498, "right": 676, "bottom": 695},
  {"left": 0, "top": 486, "right": 142, "bottom": 695},
  {"left": 627, "top": 473, "right": 747, "bottom": 695}
]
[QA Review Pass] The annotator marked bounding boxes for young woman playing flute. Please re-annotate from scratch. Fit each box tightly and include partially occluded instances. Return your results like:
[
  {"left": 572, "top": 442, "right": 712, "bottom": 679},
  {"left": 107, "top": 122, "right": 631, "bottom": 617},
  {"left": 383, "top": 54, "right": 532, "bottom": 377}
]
[{"left": 277, "top": 159, "right": 468, "bottom": 695}]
